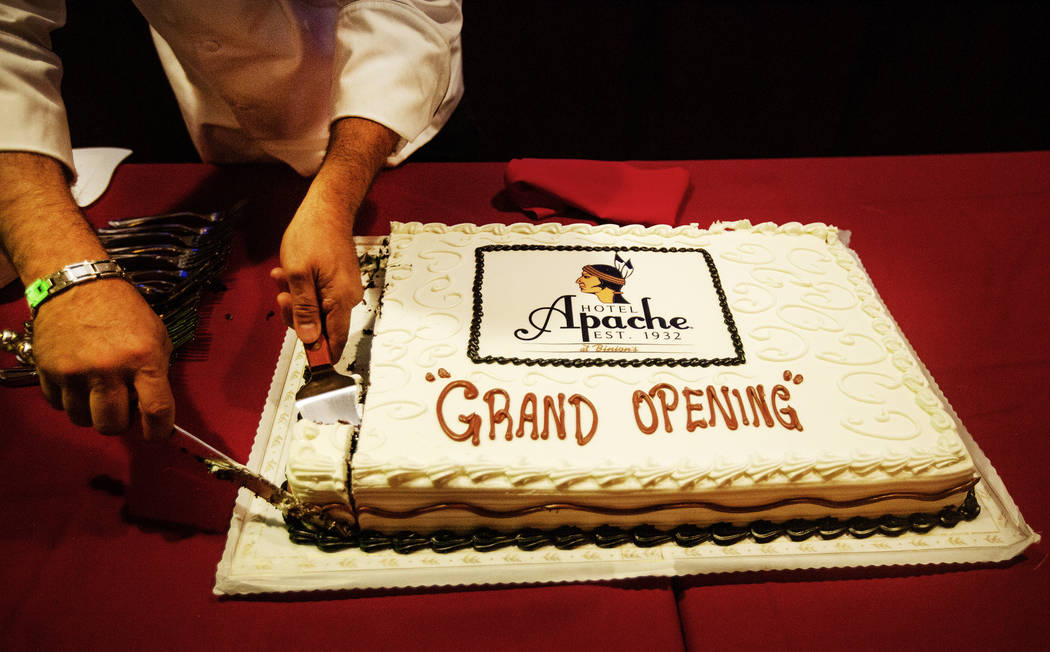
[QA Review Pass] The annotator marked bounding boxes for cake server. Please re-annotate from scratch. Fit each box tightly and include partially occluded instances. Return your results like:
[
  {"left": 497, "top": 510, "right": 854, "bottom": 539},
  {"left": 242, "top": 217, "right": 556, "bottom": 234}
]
[
  {"left": 294, "top": 334, "right": 360, "bottom": 425},
  {"left": 170, "top": 424, "right": 351, "bottom": 534}
]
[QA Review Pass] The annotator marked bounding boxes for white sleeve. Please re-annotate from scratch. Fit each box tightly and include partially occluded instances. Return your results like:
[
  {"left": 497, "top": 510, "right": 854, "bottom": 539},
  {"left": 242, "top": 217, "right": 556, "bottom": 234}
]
[
  {"left": 331, "top": 0, "right": 463, "bottom": 164},
  {"left": 0, "top": 1, "right": 75, "bottom": 173}
]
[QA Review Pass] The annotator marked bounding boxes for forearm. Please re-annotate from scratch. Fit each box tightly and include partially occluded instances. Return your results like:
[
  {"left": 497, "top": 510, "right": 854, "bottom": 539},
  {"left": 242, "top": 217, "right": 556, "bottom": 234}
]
[
  {"left": 303, "top": 117, "right": 400, "bottom": 224},
  {"left": 0, "top": 152, "right": 106, "bottom": 283},
  {"left": 272, "top": 117, "right": 398, "bottom": 353}
]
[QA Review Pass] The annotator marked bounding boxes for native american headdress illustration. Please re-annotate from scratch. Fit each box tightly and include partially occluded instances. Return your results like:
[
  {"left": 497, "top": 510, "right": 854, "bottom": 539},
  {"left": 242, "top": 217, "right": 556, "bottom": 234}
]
[{"left": 579, "top": 252, "right": 634, "bottom": 303}]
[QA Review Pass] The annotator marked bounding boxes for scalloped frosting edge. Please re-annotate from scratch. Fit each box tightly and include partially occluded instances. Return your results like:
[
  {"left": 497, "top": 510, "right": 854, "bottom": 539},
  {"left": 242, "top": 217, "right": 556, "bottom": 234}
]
[
  {"left": 352, "top": 437, "right": 970, "bottom": 491},
  {"left": 391, "top": 219, "right": 840, "bottom": 242}
]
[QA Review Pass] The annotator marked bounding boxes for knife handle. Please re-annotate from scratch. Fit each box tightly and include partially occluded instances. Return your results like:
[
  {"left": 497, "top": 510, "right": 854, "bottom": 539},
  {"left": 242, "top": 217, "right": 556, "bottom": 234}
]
[{"left": 304, "top": 335, "right": 334, "bottom": 369}]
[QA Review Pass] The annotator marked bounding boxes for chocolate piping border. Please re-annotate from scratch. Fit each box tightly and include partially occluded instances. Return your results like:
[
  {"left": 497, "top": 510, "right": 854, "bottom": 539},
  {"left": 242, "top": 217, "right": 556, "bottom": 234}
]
[
  {"left": 285, "top": 489, "right": 981, "bottom": 554},
  {"left": 467, "top": 245, "right": 746, "bottom": 368}
]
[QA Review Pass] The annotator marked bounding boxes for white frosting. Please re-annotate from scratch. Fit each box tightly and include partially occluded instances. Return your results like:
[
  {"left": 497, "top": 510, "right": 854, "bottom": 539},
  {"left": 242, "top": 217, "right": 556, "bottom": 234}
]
[
  {"left": 331, "top": 221, "right": 976, "bottom": 531},
  {"left": 286, "top": 420, "right": 354, "bottom": 508}
]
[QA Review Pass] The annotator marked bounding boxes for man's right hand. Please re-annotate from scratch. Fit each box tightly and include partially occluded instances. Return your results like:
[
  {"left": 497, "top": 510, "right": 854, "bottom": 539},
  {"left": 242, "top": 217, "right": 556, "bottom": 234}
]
[
  {"left": 0, "top": 151, "right": 176, "bottom": 441},
  {"left": 32, "top": 278, "right": 175, "bottom": 440}
]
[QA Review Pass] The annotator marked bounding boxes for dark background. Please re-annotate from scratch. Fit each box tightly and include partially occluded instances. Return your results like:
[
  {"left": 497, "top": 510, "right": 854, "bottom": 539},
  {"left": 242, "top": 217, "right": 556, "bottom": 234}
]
[{"left": 53, "top": 1, "right": 1049, "bottom": 164}]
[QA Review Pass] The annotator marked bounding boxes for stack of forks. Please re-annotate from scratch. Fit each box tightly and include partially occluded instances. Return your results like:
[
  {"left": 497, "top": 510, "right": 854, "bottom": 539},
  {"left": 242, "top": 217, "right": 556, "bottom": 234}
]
[{"left": 0, "top": 205, "right": 238, "bottom": 386}]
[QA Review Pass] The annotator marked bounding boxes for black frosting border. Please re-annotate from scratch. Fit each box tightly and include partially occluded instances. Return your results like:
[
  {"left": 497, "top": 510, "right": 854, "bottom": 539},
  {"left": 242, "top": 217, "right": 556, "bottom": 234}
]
[
  {"left": 467, "top": 245, "right": 746, "bottom": 368},
  {"left": 285, "top": 490, "right": 980, "bottom": 555}
]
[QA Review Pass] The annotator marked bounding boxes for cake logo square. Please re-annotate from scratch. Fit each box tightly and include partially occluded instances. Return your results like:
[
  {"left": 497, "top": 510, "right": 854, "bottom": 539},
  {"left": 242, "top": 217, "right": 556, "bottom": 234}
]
[{"left": 468, "top": 245, "right": 745, "bottom": 367}]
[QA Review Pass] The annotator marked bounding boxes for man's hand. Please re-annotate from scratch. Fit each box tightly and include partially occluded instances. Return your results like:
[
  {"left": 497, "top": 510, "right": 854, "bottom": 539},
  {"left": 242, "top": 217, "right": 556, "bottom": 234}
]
[
  {"left": 272, "top": 193, "right": 362, "bottom": 360},
  {"left": 271, "top": 117, "right": 398, "bottom": 359},
  {"left": 33, "top": 278, "right": 174, "bottom": 440},
  {"left": 0, "top": 152, "right": 176, "bottom": 440}
]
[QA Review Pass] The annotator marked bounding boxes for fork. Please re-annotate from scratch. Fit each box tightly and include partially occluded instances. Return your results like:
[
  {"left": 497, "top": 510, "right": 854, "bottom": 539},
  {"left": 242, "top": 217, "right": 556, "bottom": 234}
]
[{"left": 104, "top": 200, "right": 244, "bottom": 230}]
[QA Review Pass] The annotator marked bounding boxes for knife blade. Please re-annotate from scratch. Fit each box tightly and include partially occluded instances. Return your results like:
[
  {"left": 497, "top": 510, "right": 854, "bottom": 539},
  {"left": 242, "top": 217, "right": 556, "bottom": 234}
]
[{"left": 170, "top": 424, "right": 352, "bottom": 535}]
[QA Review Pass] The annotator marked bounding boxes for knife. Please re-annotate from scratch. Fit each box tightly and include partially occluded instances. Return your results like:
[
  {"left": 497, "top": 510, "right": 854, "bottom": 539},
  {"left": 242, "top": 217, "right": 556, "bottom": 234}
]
[{"left": 170, "top": 424, "right": 352, "bottom": 535}]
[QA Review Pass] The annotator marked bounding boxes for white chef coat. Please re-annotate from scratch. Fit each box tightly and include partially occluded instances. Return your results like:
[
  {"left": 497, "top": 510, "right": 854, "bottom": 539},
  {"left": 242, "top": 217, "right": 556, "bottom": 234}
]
[{"left": 0, "top": 0, "right": 463, "bottom": 176}]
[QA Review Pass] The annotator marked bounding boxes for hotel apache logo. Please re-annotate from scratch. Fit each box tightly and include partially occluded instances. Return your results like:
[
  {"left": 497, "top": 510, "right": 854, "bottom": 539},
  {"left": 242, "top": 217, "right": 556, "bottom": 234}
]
[
  {"left": 576, "top": 252, "right": 634, "bottom": 305},
  {"left": 467, "top": 244, "right": 745, "bottom": 368},
  {"left": 515, "top": 251, "right": 692, "bottom": 345}
]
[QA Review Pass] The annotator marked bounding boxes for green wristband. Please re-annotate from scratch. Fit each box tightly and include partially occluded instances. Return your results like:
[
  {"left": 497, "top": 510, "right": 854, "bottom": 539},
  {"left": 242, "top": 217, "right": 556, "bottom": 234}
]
[{"left": 24, "top": 278, "right": 50, "bottom": 310}]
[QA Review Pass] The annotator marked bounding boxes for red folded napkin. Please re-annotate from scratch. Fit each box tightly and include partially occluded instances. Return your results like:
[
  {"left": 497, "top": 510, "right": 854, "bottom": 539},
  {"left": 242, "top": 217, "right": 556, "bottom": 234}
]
[{"left": 504, "top": 158, "right": 690, "bottom": 226}]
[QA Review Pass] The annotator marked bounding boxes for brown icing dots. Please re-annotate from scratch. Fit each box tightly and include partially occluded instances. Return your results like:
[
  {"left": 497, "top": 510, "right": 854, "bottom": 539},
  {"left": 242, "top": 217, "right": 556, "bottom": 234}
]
[
  {"left": 783, "top": 370, "right": 804, "bottom": 385},
  {"left": 426, "top": 368, "right": 452, "bottom": 382}
]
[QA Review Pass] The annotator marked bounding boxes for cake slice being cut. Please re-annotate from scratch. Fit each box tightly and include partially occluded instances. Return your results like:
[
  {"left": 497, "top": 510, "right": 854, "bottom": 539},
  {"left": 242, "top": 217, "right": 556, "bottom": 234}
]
[{"left": 285, "top": 221, "right": 979, "bottom": 550}]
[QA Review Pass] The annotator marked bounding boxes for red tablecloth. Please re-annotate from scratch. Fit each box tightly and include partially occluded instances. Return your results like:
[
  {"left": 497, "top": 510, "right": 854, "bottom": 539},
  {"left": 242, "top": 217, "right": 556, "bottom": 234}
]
[{"left": 1, "top": 153, "right": 1047, "bottom": 649}]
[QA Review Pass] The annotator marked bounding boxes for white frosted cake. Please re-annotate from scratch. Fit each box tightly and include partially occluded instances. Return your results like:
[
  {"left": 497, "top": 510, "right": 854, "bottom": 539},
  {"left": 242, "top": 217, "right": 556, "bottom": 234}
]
[{"left": 286, "top": 220, "right": 978, "bottom": 540}]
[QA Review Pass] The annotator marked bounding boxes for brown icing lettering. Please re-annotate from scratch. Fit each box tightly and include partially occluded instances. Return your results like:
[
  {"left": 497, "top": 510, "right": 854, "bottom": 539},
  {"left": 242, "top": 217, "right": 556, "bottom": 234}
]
[
  {"left": 706, "top": 386, "right": 739, "bottom": 431},
  {"left": 436, "top": 380, "right": 596, "bottom": 446},
  {"left": 436, "top": 372, "right": 803, "bottom": 444},
  {"left": 437, "top": 380, "right": 481, "bottom": 445},
  {"left": 568, "top": 394, "right": 598, "bottom": 445},
  {"left": 772, "top": 384, "right": 804, "bottom": 431},
  {"left": 635, "top": 374, "right": 803, "bottom": 434},
  {"left": 483, "top": 388, "right": 513, "bottom": 440},
  {"left": 632, "top": 390, "right": 659, "bottom": 435},
  {"left": 683, "top": 388, "right": 706, "bottom": 431},
  {"left": 649, "top": 383, "right": 678, "bottom": 433},
  {"left": 745, "top": 385, "right": 776, "bottom": 428},
  {"left": 541, "top": 394, "right": 567, "bottom": 440},
  {"left": 517, "top": 393, "right": 539, "bottom": 440},
  {"left": 731, "top": 388, "right": 750, "bottom": 426}
]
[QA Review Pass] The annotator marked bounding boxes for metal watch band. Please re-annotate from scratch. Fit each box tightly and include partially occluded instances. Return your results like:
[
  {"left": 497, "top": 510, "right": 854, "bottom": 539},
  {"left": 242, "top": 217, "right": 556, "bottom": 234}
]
[{"left": 25, "top": 259, "right": 126, "bottom": 317}]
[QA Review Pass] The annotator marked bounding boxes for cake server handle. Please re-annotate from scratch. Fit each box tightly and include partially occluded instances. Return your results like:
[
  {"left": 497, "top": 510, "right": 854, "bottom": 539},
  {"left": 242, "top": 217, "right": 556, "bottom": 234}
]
[{"left": 169, "top": 424, "right": 351, "bottom": 535}]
